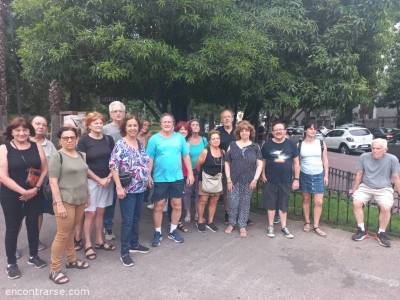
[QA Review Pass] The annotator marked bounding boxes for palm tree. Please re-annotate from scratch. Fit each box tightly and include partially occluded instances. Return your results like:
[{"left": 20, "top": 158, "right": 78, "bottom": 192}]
[{"left": 49, "top": 80, "right": 62, "bottom": 143}]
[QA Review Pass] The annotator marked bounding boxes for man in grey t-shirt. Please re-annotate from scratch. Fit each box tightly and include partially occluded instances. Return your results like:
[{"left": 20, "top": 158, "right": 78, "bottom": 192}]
[
  {"left": 350, "top": 138, "right": 400, "bottom": 247},
  {"left": 103, "top": 101, "right": 126, "bottom": 240}
]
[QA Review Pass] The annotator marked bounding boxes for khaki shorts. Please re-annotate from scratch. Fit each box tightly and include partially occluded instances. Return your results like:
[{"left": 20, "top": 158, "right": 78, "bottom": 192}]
[{"left": 352, "top": 183, "right": 394, "bottom": 209}]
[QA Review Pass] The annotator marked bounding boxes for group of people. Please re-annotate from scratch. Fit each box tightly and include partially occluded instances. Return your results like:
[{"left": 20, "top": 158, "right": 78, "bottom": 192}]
[{"left": 1, "top": 101, "right": 399, "bottom": 284}]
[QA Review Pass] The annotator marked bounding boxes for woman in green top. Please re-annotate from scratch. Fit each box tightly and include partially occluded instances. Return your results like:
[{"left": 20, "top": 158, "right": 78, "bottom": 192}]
[
  {"left": 183, "top": 119, "right": 207, "bottom": 223},
  {"left": 48, "top": 127, "right": 90, "bottom": 284}
]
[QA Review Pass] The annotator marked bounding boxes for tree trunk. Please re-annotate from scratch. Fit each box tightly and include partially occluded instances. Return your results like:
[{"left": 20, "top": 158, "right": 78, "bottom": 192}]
[
  {"left": 49, "top": 80, "right": 62, "bottom": 145},
  {"left": 0, "top": 0, "right": 8, "bottom": 129},
  {"left": 170, "top": 97, "right": 189, "bottom": 122}
]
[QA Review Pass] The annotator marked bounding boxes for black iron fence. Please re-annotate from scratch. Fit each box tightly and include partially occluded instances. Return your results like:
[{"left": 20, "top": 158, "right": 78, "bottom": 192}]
[{"left": 252, "top": 167, "right": 400, "bottom": 237}]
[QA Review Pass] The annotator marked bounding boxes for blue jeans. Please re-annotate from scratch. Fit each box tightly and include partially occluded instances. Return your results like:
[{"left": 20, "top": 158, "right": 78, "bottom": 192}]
[
  {"left": 104, "top": 190, "right": 117, "bottom": 231},
  {"left": 119, "top": 192, "right": 144, "bottom": 256}
]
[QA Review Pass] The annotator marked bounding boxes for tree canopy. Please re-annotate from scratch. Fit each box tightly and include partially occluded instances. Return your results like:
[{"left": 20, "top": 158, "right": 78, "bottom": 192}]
[{"left": 5, "top": 0, "right": 399, "bottom": 125}]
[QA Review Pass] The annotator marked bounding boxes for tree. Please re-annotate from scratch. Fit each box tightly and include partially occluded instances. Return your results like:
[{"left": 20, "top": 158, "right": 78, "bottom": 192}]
[{"left": 0, "top": 0, "right": 7, "bottom": 129}]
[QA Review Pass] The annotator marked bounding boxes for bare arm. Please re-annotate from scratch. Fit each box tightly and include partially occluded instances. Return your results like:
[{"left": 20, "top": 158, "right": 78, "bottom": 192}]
[
  {"left": 183, "top": 154, "right": 194, "bottom": 185},
  {"left": 322, "top": 142, "right": 329, "bottom": 177},
  {"left": 195, "top": 149, "right": 207, "bottom": 173},
  {"left": 292, "top": 156, "right": 300, "bottom": 190},
  {"left": 392, "top": 173, "right": 400, "bottom": 194},
  {"left": 0, "top": 145, "right": 26, "bottom": 194},
  {"left": 250, "top": 159, "right": 263, "bottom": 190},
  {"left": 261, "top": 159, "right": 267, "bottom": 183},
  {"left": 36, "top": 143, "right": 48, "bottom": 188},
  {"left": 350, "top": 170, "right": 363, "bottom": 193}
]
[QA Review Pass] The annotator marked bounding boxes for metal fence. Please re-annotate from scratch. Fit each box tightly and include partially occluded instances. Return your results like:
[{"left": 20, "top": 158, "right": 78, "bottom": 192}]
[{"left": 252, "top": 167, "right": 400, "bottom": 237}]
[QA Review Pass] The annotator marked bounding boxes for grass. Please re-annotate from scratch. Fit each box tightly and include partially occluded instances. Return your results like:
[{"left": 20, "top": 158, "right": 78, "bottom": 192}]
[{"left": 251, "top": 186, "right": 400, "bottom": 237}]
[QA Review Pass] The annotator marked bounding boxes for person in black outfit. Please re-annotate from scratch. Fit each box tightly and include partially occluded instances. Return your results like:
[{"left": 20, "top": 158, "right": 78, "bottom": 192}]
[
  {"left": 0, "top": 117, "right": 48, "bottom": 279},
  {"left": 216, "top": 109, "right": 235, "bottom": 224}
]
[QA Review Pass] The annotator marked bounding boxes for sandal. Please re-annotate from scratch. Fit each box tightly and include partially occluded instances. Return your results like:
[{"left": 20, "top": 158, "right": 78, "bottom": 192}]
[
  {"left": 95, "top": 242, "right": 116, "bottom": 251},
  {"left": 49, "top": 270, "right": 69, "bottom": 285},
  {"left": 239, "top": 228, "right": 247, "bottom": 238},
  {"left": 303, "top": 223, "right": 311, "bottom": 232},
  {"left": 74, "top": 238, "right": 83, "bottom": 251},
  {"left": 224, "top": 225, "right": 234, "bottom": 234},
  {"left": 84, "top": 246, "right": 97, "bottom": 260},
  {"left": 66, "top": 259, "right": 89, "bottom": 269},
  {"left": 313, "top": 226, "right": 327, "bottom": 237},
  {"left": 177, "top": 223, "right": 189, "bottom": 233}
]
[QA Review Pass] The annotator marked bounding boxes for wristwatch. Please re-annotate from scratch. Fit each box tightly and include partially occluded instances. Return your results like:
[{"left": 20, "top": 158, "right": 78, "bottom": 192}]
[{"left": 293, "top": 178, "right": 299, "bottom": 181}]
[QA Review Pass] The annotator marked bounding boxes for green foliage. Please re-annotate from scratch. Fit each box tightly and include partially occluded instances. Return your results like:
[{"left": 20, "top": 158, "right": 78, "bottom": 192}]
[{"left": 7, "top": 0, "right": 399, "bottom": 121}]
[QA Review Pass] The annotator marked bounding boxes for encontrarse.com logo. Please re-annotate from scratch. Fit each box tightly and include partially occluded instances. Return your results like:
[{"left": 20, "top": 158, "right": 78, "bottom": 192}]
[{"left": 4, "top": 288, "right": 90, "bottom": 297}]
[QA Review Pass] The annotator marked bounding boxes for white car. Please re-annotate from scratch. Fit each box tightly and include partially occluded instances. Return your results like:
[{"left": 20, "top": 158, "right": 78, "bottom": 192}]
[{"left": 323, "top": 127, "right": 373, "bottom": 154}]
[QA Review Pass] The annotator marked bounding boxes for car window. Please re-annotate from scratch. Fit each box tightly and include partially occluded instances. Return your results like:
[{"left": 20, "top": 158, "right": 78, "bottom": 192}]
[
  {"left": 349, "top": 129, "right": 370, "bottom": 136},
  {"left": 326, "top": 130, "right": 337, "bottom": 137}
]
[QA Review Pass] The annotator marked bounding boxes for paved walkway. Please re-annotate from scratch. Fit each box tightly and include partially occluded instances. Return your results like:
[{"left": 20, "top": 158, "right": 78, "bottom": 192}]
[{"left": 0, "top": 205, "right": 399, "bottom": 299}]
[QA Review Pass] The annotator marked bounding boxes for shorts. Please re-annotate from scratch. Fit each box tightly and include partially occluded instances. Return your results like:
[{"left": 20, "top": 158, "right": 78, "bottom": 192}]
[
  {"left": 299, "top": 171, "right": 324, "bottom": 194},
  {"left": 38, "top": 189, "right": 54, "bottom": 215},
  {"left": 85, "top": 179, "right": 114, "bottom": 212},
  {"left": 352, "top": 183, "right": 394, "bottom": 209},
  {"left": 262, "top": 182, "right": 291, "bottom": 212},
  {"left": 152, "top": 179, "right": 185, "bottom": 202},
  {"left": 198, "top": 181, "right": 223, "bottom": 197}
]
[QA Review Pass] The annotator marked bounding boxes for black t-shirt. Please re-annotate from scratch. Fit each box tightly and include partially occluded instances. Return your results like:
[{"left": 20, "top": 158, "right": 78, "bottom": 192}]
[
  {"left": 77, "top": 134, "right": 115, "bottom": 178},
  {"left": 217, "top": 126, "right": 235, "bottom": 151},
  {"left": 261, "top": 138, "right": 299, "bottom": 184}
]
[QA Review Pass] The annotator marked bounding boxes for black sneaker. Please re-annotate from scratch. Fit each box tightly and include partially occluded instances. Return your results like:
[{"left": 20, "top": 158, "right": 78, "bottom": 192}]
[
  {"left": 129, "top": 244, "right": 150, "bottom": 253},
  {"left": 6, "top": 264, "right": 21, "bottom": 279},
  {"left": 28, "top": 255, "right": 47, "bottom": 269},
  {"left": 273, "top": 215, "right": 280, "bottom": 224},
  {"left": 351, "top": 227, "right": 367, "bottom": 241},
  {"left": 376, "top": 232, "right": 391, "bottom": 248},
  {"left": 197, "top": 222, "right": 206, "bottom": 233},
  {"left": 281, "top": 227, "right": 294, "bottom": 239},
  {"left": 120, "top": 255, "right": 134, "bottom": 267},
  {"left": 206, "top": 223, "right": 218, "bottom": 232}
]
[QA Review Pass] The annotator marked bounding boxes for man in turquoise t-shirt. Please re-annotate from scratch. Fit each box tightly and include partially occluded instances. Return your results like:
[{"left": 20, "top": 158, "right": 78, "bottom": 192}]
[{"left": 147, "top": 113, "right": 194, "bottom": 247}]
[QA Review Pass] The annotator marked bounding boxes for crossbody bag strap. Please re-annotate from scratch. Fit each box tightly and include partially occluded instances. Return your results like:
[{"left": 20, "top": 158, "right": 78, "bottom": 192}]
[{"left": 10, "top": 140, "right": 28, "bottom": 168}]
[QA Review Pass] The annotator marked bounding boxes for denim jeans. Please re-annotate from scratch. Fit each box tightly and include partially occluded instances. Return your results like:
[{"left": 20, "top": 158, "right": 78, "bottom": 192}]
[
  {"left": 104, "top": 190, "right": 117, "bottom": 231},
  {"left": 119, "top": 192, "right": 144, "bottom": 256}
]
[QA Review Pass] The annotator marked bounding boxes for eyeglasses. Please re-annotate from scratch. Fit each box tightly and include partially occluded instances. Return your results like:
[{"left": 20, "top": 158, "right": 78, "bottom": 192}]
[
  {"left": 61, "top": 136, "right": 76, "bottom": 141},
  {"left": 111, "top": 110, "right": 124, "bottom": 113}
]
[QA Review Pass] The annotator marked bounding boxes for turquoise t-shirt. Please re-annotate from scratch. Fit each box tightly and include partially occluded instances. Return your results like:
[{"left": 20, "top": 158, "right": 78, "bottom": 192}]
[
  {"left": 146, "top": 132, "right": 189, "bottom": 182},
  {"left": 189, "top": 136, "right": 208, "bottom": 169}
]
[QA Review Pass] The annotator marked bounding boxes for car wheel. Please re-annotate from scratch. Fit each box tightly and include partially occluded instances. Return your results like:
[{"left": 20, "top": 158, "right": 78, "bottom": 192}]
[{"left": 339, "top": 144, "right": 350, "bottom": 155}]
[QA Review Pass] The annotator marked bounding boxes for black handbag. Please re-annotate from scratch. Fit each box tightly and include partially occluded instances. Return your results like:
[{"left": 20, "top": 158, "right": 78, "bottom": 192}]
[{"left": 119, "top": 171, "right": 131, "bottom": 187}]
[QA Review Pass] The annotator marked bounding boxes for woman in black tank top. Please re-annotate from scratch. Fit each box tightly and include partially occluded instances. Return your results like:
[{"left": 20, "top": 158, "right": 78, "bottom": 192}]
[
  {"left": 194, "top": 130, "right": 224, "bottom": 233},
  {"left": 0, "top": 117, "right": 48, "bottom": 279}
]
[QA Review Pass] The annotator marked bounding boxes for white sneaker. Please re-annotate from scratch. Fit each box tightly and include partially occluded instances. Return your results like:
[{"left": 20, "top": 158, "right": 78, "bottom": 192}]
[
  {"left": 147, "top": 203, "right": 154, "bottom": 209},
  {"left": 266, "top": 226, "right": 275, "bottom": 238}
]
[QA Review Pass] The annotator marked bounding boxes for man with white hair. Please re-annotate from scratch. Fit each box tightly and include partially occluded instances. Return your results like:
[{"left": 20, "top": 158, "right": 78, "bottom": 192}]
[
  {"left": 103, "top": 100, "right": 126, "bottom": 240},
  {"left": 350, "top": 138, "right": 400, "bottom": 247}
]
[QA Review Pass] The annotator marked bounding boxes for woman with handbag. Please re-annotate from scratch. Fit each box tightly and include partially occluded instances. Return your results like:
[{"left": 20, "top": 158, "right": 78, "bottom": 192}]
[
  {"left": 77, "top": 112, "right": 116, "bottom": 261},
  {"left": 224, "top": 121, "right": 263, "bottom": 237},
  {"left": 195, "top": 130, "right": 224, "bottom": 233},
  {"left": 48, "top": 127, "right": 90, "bottom": 284},
  {"left": 0, "top": 117, "right": 48, "bottom": 279},
  {"left": 109, "top": 115, "right": 151, "bottom": 267}
]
